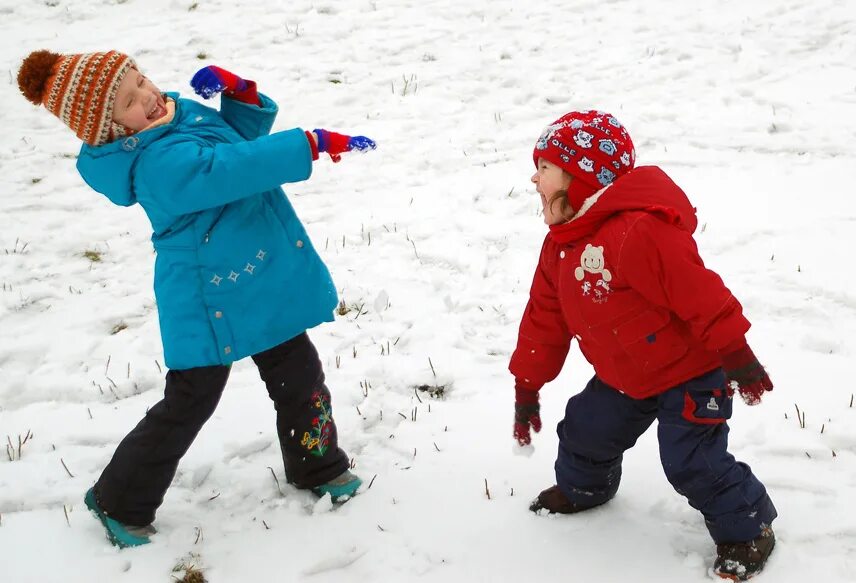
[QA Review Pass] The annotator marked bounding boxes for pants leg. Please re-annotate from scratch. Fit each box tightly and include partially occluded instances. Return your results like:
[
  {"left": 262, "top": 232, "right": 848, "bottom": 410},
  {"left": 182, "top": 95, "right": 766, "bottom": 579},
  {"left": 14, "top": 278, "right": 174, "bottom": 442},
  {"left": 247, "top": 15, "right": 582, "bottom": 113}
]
[
  {"left": 94, "top": 365, "right": 230, "bottom": 526},
  {"left": 252, "top": 332, "right": 350, "bottom": 489},
  {"left": 556, "top": 376, "right": 659, "bottom": 506},
  {"left": 657, "top": 368, "right": 777, "bottom": 543}
]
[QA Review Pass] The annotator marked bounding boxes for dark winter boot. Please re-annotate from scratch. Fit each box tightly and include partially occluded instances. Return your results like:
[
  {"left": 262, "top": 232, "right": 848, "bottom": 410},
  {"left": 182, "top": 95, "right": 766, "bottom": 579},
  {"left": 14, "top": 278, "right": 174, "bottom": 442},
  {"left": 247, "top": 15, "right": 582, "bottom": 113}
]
[
  {"left": 529, "top": 485, "right": 606, "bottom": 514},
  {"left": 713, "top": 526, "right": 776, "bottom": 581}
]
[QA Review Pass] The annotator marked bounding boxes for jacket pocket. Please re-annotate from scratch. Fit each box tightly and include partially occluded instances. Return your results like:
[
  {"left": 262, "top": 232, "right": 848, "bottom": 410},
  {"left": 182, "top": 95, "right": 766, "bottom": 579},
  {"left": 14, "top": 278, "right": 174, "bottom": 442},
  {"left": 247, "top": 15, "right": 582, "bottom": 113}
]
[
  {"left": 198, "top": 206, "right": 285, "bottom": 297},
  {"left": 681, "top": 386, "right": 733, "bottom": 425},
  {"left": 613, "top": 309, "right": 688, "bottom": 372}
]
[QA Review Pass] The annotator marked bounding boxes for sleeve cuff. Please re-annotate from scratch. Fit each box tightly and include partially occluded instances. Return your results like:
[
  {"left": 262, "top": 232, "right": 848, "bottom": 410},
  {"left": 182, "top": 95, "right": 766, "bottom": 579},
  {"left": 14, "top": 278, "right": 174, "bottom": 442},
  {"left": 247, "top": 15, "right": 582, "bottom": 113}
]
[
  {"left": 716, "top": 336, "right": 748, "bottom": 358},
  {"left": 305, "top": 130, "right": 319, "bottom": 161},
  {"left": 515, "top": 384, "right": 540, "bottom": 404},
  {"left": 225, "top": 80, "right": 260, "bottom": 106},
  {"left": 514, "top": 378, "right": 543, "bottom": 393}
]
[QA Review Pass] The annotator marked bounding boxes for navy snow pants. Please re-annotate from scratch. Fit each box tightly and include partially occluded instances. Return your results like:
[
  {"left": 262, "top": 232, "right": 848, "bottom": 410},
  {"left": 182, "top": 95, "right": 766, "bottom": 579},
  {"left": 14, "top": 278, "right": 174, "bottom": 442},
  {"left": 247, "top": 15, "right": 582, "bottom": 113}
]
[
  {"left": 94, "top": 333, "right": 350, "bottom": 526},
  {"left": 555, "top": 368, "right": 777, "bottom": 543}
]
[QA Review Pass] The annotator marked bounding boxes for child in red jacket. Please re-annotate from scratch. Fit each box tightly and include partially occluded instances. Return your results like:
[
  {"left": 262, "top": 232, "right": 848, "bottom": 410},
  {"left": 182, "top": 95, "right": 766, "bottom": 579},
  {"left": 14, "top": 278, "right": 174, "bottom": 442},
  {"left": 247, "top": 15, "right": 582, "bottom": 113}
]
[{"left": 510, "top": 110, "right": 776, "bottom": 581}]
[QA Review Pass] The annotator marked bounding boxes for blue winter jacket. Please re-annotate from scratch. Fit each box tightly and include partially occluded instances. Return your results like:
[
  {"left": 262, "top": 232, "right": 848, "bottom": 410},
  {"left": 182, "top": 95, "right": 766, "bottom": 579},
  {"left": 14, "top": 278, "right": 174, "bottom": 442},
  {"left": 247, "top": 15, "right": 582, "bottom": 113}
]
[{"left": 76, "top": 93, "right": 338, "bottom": 370}]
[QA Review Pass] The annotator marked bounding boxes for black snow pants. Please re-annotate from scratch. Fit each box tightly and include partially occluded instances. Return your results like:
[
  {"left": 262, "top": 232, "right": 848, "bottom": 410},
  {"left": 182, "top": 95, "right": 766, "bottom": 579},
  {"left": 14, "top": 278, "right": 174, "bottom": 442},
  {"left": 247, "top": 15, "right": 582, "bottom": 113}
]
[{"left": 93, "top": 332, "right": 350, "bottom": 526}]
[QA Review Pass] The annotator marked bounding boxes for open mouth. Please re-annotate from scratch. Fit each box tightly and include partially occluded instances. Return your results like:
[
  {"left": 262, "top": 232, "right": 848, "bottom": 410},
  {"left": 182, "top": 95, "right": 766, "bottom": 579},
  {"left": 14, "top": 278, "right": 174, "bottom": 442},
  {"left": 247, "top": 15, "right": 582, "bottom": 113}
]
[{"left": 146, "top": 94, "right": 167, "bottom": 121}]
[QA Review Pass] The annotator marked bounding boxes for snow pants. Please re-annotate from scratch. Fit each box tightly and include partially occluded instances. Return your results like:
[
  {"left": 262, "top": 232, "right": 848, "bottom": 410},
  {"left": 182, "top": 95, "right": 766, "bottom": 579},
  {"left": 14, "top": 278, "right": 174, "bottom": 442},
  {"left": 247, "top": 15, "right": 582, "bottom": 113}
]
[
  {"left": 555, "top": 368, "right": 777, "bottom": 543},
  {"left": 93, "top": 332, "right": 350, "bottom": 526}
]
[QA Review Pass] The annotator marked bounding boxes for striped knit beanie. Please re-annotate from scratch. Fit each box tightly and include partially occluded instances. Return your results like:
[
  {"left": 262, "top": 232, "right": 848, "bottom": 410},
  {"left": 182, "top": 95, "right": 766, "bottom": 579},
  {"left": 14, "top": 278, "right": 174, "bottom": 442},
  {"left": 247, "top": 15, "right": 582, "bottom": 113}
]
[
  {"left": 534, "top": 110, "right": 635, "bottom": 212},
  {"left": 18, "top": 50, "right": 136, "bottom": 146}
]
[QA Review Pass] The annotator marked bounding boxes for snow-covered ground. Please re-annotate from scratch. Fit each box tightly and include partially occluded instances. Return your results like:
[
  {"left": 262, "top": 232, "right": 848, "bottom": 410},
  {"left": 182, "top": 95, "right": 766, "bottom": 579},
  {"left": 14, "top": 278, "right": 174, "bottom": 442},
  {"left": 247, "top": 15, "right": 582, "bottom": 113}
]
[{"left": 2, "top": 1, "right": 855, "bottom": 581}]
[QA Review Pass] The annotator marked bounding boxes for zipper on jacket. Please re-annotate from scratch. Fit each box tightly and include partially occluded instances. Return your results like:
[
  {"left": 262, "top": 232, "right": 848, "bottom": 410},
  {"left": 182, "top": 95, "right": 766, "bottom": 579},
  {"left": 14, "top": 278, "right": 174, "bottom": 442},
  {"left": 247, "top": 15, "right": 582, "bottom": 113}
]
[{"left": 203, "top": 208, "right": 227, "bottom": 244}]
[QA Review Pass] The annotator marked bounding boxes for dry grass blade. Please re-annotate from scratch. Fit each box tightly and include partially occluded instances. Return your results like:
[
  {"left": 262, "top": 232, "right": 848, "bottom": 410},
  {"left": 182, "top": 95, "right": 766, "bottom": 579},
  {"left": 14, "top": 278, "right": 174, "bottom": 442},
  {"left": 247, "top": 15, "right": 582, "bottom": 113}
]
[
  {"left": 267, "top": 466, "right": 283, "bottom": 496},
  {"left": 60, "top": 458, "right": 74, "bottom": 478}
]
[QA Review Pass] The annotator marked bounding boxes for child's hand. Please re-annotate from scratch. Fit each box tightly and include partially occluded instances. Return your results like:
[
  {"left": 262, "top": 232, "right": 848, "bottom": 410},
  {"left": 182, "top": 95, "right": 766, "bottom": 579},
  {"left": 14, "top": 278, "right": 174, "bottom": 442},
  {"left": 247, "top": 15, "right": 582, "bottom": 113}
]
[
  {"left": 720, "top": 344, "right": 773, "bottom": 405},
  {"left": 313, "top": 129, "right": 377, "bottom": 163},
  {"left": 190, "top": 65, "right": 259, "bottom": 104},
  {"left": 514, "top": 386, "right": 541, "bottom": 445}
]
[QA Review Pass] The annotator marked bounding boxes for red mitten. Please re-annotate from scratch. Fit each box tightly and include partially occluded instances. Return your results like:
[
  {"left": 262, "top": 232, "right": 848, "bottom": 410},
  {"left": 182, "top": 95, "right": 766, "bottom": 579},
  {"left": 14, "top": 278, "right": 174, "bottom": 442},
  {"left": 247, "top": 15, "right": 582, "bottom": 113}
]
[
  {"left": 514, "top": 385, "right": 541, "bottom": 445},
  {"left": 190, "top": 65, "right": 260, "bottom": 105},
  {"left": 313, "top": 129, "right": 377, "bottom": 162},
  {"left": 720, "top": 343, "right": 773, "bottom": 405},
  {"left": 313, "top": 129, "right": 352, "bottom": 163}
]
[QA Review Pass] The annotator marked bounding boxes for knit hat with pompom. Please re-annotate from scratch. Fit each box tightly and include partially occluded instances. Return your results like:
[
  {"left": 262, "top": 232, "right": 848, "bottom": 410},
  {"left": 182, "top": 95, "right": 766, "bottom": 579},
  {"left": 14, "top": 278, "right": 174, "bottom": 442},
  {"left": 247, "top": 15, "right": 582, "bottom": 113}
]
[{"left": 18, "top": 50, "right": 136, "bottom": 146}]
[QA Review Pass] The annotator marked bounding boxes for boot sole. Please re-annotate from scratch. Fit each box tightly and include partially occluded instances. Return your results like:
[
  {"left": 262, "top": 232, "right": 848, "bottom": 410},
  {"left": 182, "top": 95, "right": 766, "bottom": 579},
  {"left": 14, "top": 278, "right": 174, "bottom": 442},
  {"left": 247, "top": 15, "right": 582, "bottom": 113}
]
[
  {"left": 529, "top": 498, "right": 608, "bottom": 515},
  {"left": 84, "top": 489, "right": 151, "bottom": 549},
  {"left": 312, "top": 476, "right": 363, "bottom": 503}
]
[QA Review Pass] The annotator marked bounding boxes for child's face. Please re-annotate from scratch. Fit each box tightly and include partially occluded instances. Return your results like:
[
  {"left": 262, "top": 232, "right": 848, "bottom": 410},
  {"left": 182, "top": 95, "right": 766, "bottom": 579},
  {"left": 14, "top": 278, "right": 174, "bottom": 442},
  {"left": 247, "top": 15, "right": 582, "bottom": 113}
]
[
  {"left": 531, "top": 158, "right": 574, "bottom": 225},
  {"left": 112, "top": 68, "right": 167, "bottom": 133}
]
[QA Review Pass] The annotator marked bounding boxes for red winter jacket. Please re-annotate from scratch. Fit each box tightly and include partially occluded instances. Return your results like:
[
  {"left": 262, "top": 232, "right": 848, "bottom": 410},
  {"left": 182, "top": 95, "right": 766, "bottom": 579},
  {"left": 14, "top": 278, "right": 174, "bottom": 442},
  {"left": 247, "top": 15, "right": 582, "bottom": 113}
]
[{"left": 509, "top": 166, "right": 750, "bottom": 399}]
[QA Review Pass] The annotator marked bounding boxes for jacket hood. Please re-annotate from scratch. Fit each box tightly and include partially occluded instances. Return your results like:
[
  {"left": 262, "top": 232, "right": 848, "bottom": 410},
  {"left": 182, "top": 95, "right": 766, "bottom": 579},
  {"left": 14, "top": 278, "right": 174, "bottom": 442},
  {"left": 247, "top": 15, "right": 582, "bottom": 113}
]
[
  {"left": 76, "top": 92, "right": 180, "bottom": 207},
  {"left": 548, "top": 165, "right": 698, "bottom": 244}
]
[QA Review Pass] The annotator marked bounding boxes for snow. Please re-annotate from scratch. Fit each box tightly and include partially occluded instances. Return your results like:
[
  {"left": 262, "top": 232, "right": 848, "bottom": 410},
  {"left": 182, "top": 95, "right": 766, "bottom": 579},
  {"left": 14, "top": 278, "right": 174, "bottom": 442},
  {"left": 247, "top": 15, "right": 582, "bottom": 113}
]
[{"left": 1, "top": 0, "right": 856, "bottom": 581}]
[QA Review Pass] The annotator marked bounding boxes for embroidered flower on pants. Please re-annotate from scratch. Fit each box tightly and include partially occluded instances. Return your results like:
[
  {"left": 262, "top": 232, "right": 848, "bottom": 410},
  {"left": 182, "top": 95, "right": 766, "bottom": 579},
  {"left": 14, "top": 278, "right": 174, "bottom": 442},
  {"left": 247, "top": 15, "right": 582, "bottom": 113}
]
[{"left": 301, "top": 390, "right": 332, "bottom": 457}]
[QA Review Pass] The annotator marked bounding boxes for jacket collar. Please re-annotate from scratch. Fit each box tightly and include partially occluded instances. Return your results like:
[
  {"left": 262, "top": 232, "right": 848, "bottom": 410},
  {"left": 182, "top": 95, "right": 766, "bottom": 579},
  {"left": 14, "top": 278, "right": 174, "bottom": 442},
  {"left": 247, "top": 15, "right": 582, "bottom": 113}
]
[
  {"left": 76, "top": 92, "right": 181, "bottom": 207},
  {"left": 548, "top": 166, "right": 698, "bottom": 244}
]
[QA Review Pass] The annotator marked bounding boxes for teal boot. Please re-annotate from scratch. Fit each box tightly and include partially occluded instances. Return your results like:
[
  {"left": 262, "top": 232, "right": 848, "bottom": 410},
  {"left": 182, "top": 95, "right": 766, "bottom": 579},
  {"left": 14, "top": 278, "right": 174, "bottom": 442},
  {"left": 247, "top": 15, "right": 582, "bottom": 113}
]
[
  {"left": 84, "top": 488, "right": 155, "bottom": 548},
  {"left": 312, "top": 470, "right": 362, "bottom": 502}
]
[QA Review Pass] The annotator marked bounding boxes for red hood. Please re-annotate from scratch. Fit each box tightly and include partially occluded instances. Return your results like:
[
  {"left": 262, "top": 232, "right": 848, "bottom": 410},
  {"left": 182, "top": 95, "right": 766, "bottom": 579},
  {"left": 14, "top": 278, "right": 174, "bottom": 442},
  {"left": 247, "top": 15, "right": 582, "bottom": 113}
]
[{"left": 548, "top": 166, "right": 698, "bottom": 244}]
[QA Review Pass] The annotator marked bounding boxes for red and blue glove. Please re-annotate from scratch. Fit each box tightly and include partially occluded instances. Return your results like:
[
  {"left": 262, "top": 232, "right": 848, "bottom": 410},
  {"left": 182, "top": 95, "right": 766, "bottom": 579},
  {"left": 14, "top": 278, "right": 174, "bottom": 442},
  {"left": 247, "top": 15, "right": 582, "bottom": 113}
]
[
  {"left": 514, "top": 385, "right": 541, "bottom": 446},
  {"left": 190, "top": 65, "right": 259, "bottom": 105},
  {"left": 720, "top": 342, "right": 773, "bottom": 405},
  {"left": 312, "top": 128, "right": 377, "bottom": 162}
]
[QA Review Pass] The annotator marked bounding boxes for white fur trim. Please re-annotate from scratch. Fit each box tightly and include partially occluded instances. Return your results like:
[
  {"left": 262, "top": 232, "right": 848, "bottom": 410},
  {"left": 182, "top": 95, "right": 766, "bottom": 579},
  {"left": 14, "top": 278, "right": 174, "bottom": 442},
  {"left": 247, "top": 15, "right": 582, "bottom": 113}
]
[{"left": 564, "top": 183, "right": 612, "bottom": 223}]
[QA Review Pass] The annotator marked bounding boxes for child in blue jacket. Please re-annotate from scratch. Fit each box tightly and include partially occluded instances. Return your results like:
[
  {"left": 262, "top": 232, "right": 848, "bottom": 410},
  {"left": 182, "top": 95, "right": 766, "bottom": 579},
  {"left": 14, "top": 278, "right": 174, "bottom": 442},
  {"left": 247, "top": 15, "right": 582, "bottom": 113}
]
[{"left": 18, "top": 50, "right": 376, "bottom": 548}]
